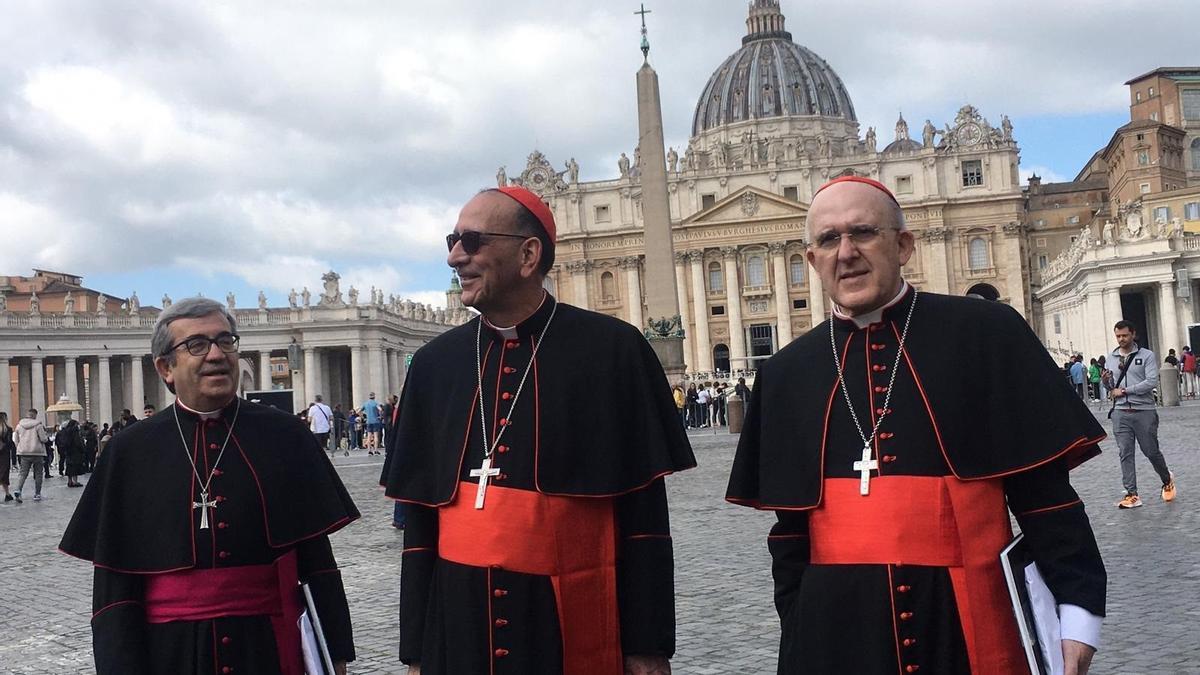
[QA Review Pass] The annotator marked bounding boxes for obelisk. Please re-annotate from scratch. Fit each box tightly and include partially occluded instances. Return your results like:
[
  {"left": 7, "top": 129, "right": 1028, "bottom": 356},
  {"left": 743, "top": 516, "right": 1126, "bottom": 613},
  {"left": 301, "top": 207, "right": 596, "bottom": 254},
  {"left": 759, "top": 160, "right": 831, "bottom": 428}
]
[{"left": 633, "top": 5, "right": 686, "bottom": 380}]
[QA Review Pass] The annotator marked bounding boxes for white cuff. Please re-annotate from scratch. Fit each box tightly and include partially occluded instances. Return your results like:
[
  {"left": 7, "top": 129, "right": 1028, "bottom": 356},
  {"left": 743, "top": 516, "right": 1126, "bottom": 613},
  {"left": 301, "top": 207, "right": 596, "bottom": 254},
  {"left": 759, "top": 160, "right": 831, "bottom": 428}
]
[{"left": 1058, "top": 604, "right": 1102, "bottom": 650}]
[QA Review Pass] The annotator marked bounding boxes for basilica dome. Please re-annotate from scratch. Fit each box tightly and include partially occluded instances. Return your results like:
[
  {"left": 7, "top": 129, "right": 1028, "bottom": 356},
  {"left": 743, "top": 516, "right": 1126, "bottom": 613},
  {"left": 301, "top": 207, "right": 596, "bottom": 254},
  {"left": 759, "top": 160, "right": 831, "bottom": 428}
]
[{"left": 691, "top": 0, "right": 856, "bottom": 137}]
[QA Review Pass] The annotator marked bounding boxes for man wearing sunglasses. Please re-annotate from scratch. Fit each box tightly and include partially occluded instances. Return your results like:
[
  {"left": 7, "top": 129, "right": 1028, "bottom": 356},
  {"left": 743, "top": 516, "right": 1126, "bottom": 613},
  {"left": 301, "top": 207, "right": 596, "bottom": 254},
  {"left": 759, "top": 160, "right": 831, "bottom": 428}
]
[
  {"left": 728, "top": 177, "right": 1107, "bottom": 675},
  {"left": 61, "top": 296, "right": 360, "bottom": 675},
  {"left": 385, "top": 186, "right": 695, "bottom": 675}
]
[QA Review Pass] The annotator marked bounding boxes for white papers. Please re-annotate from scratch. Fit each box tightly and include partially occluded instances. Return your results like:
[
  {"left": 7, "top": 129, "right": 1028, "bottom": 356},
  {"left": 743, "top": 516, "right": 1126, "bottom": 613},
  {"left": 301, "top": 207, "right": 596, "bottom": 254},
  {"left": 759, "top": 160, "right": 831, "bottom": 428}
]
[
  {"left": 1024, "top": 562, "right": 1064, "bottom": 675},
  {"left": 299, "top": 610, "right": 324, "bottom": 675}
]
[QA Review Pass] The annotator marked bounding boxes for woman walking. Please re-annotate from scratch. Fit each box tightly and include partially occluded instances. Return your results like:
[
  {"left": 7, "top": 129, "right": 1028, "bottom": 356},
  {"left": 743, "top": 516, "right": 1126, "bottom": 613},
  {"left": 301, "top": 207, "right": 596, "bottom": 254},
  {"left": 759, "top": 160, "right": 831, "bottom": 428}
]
[
  {"left": 0, "top": 412, "right": 14, "bottom": 502},
  {"left": 13, "top": 409, "right": 49, "bottom": 503}
]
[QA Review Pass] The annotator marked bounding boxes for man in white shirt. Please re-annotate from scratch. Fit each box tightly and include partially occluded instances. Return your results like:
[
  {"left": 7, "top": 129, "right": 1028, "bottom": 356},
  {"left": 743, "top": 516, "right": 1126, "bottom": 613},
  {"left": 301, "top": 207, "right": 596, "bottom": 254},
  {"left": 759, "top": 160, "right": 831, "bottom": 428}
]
[{"left": 307, "top": 394, "right": 334, "bottom": 455}]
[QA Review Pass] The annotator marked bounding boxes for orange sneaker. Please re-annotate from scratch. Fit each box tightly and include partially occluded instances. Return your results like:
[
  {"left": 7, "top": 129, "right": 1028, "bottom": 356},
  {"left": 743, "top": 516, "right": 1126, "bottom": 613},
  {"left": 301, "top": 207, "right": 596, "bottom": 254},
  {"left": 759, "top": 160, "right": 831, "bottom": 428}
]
[
  {"left": 1162, "top": 473, "right": 1176, "bottom": 502},
  {"left": 1117, "top": 493, "right": 1143, "bottom": 509}
]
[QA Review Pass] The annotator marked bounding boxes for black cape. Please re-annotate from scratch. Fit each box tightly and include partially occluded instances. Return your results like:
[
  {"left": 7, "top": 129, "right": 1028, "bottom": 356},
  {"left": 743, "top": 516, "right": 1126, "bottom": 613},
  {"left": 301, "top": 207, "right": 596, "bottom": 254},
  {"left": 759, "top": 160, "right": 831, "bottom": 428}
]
[
  {"left": 728, "top": 288, "right": 1105, "bottom": 509},
  {"left": 385, "top": 296, "right": 696, "bottom": 505},
  {"left": 61, "top": 399, "right": 360, "bottom": 571}
]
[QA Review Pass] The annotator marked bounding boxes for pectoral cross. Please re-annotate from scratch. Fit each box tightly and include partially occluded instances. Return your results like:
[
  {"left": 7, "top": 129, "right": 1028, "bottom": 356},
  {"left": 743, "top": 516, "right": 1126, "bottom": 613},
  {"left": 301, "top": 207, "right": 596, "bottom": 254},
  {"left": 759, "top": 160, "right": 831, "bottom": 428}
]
[
  {"left": 853, "top": 443, "right": 878, "bottom": 496},
  {"left": 193, "top": 491, "right": 218, "bottom": 529},
  {"left": 470, "top": 456, "right": 502, "bottom": 509}
]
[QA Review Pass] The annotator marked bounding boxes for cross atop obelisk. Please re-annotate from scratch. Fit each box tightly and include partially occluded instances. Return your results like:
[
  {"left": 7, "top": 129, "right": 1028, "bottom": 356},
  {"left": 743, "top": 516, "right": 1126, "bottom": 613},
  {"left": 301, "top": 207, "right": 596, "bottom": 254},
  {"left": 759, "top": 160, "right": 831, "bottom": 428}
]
[{"left": 633, "top": 5, "right": 686, "bottom": 379}]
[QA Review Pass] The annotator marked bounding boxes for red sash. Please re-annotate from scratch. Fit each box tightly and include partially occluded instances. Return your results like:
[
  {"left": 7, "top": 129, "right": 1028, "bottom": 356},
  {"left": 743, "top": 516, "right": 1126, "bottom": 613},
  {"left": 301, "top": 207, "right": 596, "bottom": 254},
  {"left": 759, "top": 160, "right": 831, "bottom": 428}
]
[
  {"left": 439, "top": 481, "right": 622, "bottom": 675},
  {"left": 809, "top": 477, "right": 1028, "bottom": 675},
  {"left": 143, "top": 550, "right": 305, "bottom": 675}
]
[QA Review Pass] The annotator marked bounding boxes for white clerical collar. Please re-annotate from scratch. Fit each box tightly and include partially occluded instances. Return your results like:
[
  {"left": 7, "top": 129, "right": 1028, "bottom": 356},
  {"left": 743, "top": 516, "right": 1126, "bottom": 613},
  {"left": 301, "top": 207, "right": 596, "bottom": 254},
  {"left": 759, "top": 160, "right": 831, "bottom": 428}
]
[
  {"left": 832, "top": 281, "right": 910, "bottom": 329},
  {"left": 482, "top": 292, "right": 548, "bottom": 340},
  {"left": 176, "top": 398, "right": 230, "bottom": 420}
]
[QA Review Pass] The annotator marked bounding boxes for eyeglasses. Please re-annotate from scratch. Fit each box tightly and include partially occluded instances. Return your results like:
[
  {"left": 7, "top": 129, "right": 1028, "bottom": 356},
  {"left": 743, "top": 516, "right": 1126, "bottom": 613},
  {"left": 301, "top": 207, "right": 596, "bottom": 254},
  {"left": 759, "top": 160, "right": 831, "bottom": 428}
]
[
  {"left": 166, "top": 332, "right": 240, "bottom": 357},
  {"left": 810, "top": 225, "right": 891, "bottom": 251},
  {"left": 446, "top": 230, "right": 530, "bottom": 254}
]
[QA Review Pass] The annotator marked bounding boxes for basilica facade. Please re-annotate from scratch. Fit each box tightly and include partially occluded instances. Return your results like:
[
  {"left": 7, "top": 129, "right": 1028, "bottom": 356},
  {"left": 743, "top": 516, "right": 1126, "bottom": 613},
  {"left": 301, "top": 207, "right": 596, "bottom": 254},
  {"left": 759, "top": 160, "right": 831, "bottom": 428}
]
[{"left": 502, "top": 0, "right": 1027, "bottom": 377}]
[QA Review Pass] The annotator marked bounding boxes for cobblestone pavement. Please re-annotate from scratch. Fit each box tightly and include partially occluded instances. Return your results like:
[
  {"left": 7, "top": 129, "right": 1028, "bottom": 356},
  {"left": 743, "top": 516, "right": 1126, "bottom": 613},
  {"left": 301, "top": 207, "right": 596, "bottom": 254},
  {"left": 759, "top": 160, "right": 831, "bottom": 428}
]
[{"left": 0, "top": 402, "right": 1197, "bottom": 674}]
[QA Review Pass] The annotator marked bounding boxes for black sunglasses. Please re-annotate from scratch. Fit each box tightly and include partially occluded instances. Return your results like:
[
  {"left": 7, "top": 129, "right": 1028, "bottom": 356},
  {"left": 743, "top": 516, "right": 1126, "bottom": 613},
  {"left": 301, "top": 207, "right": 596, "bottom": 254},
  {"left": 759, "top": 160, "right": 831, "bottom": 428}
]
[{"left": 446, "top": 230, "right": 530, "bottom": 254}]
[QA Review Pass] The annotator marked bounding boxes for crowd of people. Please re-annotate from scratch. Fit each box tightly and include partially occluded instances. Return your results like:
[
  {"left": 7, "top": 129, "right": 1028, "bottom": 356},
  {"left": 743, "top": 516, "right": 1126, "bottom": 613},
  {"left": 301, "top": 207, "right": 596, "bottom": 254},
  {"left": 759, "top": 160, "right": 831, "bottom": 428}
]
[
  {"left": 0, "top": 406, "right": 150, "bottom": 504},
  {"left": 671, "top": 377, "right": 752, "bottom": 429},
  {"left": 301, "top": 392, "right": 398, "bottom": 456}
]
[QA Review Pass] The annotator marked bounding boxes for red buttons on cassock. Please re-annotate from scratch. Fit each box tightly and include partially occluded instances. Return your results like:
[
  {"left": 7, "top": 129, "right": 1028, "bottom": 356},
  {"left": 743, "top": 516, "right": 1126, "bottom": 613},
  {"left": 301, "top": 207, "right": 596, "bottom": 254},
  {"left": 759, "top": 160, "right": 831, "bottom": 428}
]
[
  {"left": 221, "top": 636, "right": 232, "bottom": 645},
  {"left": 896, "top": 585, "right": 911, "bottom": 593},
  {"left": 501, "top": 392, "right": 512, "bottom": 400},
  {"left": 906, "top": 666, "right": 920, "bottom": 673},
  {"left": 882, "top": 455, "right": 897, "bottom": 463},
  {"left": 494, "top": 649, "right": 509, "bottom": 658},
  {"left": 219, "top": 551, "right": 230, "bottom": 559},
  {"left": 217, "top": 521, "right": 229, "bottom": 529},
  {"left": 494, "top": 619, "right": 508, "bottom": 627},
  {"left": 503, "top": 367, "right": 516, "bottom": 374},
  {"left": 497, "top": 473, "right": 508, "bottom": 481},
  {"left": 213, "top": 469, "right": 223, "bottom": 477},
  {"left": 506, "top": 340, "right": 519, "bottom": 349},
  {"left": 875, "top": 407, "right": 893, "bottom": 415},
  {"left": 208, "top": 443, "right": 219, "bottom": 450},
  {"left": 880, "top": 432, "right": 895, "bottom": 440},
  {"left": 497, "top": 445, "right": 510, "bottom": 454},
  {"left": 872, "top": 364, "right": 887, "bottom": 372},
  {"left": 493, "top": 589, "right": 508, "bottom": 598},
  {"left": 222, "top": 667, "right": 232, "bottom": 673},
  {"left": 499, "top": 418, "right": 509, "bottom": 426},
  {"left": 216, "top": 495, "right": 226, "bottom": 502},
  {"left": 899, "top": 612, "right": 913, "bottom": 621},
  {"left": 903, "top": 638, "right": 916, "bottom": 647},
  {"left": 871, "top": 343, "right": 886, "bottom": 351},
  {"left": 874, "top": 386, "right": 887, "bottom": 393}
]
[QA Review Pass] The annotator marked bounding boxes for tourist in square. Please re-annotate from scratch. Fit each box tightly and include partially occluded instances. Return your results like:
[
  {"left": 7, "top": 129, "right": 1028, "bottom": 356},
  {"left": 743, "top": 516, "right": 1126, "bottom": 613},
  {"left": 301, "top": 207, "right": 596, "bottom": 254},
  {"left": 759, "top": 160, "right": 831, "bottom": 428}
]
[
  {"left": 57, "top": 417, "right": 86, "bottom": 488},
  {"left": 12, "top": 408, "right": 49, "bottom": 503},
  {"left": 361, "top": 392, "right": 381, "bottom": 453},
  {"left": 307, "top": 393, "right": 334, "bottom": 455},
  {"left": 1109, "top": 320, "right": 1177, "bottom": 509},
  {"left": 59, "top": 297, "right": 359, "bottom": 674},
  {"left": 727, "top": 176, "right": 1107, "bottom": 674},
  {"left": 385, "top": 185, "right": 695, "bottom": 674},
  {"left": 0, "top": 412, "right": 14, "bottom": 502},
  {"left": 1181, "top": 346, "right": 1197, "bottom": 398}
]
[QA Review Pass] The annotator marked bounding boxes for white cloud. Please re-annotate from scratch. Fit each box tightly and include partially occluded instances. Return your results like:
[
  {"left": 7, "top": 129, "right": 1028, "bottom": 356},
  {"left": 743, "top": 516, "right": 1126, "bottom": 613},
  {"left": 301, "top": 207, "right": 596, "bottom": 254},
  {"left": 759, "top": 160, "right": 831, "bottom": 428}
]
[{"left": 2, "top": 0, "right": 1197, "bottom": 297}]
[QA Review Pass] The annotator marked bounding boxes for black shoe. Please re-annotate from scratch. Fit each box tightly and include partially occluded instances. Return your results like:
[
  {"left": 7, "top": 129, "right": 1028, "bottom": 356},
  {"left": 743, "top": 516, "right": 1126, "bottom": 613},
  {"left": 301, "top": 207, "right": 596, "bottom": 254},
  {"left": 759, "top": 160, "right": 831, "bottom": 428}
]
[{"left": 3, "top": 494, "right": 12, "bottom": 502}]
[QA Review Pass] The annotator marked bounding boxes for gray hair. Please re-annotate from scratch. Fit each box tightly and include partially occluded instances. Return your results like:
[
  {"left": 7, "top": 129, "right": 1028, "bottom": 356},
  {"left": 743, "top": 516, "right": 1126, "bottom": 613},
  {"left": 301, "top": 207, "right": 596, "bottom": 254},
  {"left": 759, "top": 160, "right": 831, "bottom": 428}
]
[{"left": 151, "top": 297, "right": 239, "bottom": 364}]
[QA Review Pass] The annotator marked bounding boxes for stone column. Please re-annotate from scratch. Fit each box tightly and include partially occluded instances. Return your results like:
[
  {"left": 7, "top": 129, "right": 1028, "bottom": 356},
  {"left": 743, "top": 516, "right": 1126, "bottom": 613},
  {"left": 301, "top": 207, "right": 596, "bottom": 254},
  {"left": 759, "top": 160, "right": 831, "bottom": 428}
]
[
  {"left": 1001, "top": 223, "right": 1028, "bottom": 317},
  {"left": 350, "top": 346, "right": 366, "bottom": 408},
  {"left": 621, "top": 256, "right": 644, "bottom": 331},
  {"left": 722, "top": 247, "right": 747, "bottom": 369},
  {"left": 17, "top": 359, "right": 31, "bottom": 413},
  {"left": 673, "top": 253, "right": 695, "bottom": 373},
  {"left": 1083, "top": 291, "right": 1106, "bottom": 363},
  {"left": 52, "top": 361, "right": 66, "bottom": 400},
  {"left": 567, "top": 261, "right": 591, "bottom": 310},
  {"left": 30, "top": 357, "right": 46, "bottom": 422},
  {"left": 370, "top": 346, "right": 387, "bottom": 399},
  {"left": 97, "top": 355, "right": 113, "bottom": 425},
  {"left": 807, "top": 261, "right": 827, "bottom": 324},
  {"left": 318, "top": 350, "right": 331, "bottom": 399},
  {"left": 302, "top": 347, "right": 317, "bottom": 406},
  {"left": 923, "top": 227, "right": 951, "bottom": 295},
  {"left": 0, "top": 357, "right": 10, "bottom": 423},
  {"left": 769, "top": 242, "right": 793, "bottom": 347},
  {"left": 64, "top": 357, "right": 79, "bottom": 419},
  {"left": 687, "top": 251, "right": 714, "bottom": 373},
  {"left": 1160, "top": 280, "right": 1181, "bottom": 354},
  {"left": 130, "top": 356, "right": 146, "bottom": 413},
  {"left": 1103, "top": 288, "right": 1123, "bottom": 336},
  {"left": 259, "top": 351, "right": 273, "bottom": 392},
  {"left": 388, "top": 350, "right": 401, "bottom": 398}
]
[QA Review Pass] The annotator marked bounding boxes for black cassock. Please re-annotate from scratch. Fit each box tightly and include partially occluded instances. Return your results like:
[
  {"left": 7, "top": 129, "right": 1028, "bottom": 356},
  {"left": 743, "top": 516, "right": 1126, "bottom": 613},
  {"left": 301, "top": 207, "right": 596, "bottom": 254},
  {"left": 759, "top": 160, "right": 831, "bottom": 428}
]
[
  {"left": 60, "top": 400, "right": 360, "bottom": 674},
  {"left": 727, "top": 287, "right": 1107, "bottom": 675},
  {"left": 384, "top": 294, "right": 696, "bottom": 674}
]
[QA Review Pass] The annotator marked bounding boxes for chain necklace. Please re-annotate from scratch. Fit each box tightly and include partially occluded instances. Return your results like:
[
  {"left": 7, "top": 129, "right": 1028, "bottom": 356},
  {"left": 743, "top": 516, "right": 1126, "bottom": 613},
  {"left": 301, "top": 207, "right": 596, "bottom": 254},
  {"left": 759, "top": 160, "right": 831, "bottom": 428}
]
[
  {"left": 469, "top": 299, "right": 558, "bottom": 508},
  {"left": 173, "top": 398, "right": 241, "bottom": 529},
  {"left": 829, "top": 290, "right": 918, "bottom": 495}
]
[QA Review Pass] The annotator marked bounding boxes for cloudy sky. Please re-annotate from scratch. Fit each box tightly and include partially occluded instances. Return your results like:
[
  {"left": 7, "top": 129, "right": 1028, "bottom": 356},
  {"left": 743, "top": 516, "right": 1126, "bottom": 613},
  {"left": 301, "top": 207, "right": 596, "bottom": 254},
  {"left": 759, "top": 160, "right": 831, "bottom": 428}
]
[{"left": 2, "top": 0, "right": 1195, "bottom": 308}]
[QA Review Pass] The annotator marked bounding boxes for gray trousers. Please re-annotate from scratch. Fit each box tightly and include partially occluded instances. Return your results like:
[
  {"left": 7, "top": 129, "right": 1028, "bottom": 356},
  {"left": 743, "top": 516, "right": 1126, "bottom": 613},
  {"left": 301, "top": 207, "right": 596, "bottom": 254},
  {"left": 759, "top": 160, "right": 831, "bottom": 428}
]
[
  {"left": 1111, "top": 409, "right": 1172, "bottom": 495},
  {"left": 15, "top": 456, "right": 44, "bottom": 496}
]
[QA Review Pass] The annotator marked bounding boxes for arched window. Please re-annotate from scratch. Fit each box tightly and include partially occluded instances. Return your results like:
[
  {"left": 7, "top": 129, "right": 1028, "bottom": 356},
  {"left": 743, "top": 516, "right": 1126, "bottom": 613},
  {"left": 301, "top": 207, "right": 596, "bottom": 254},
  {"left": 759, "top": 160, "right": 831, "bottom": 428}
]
[
  {"left": 713, "top": 344, "right": 731, "bottom": 374},
  {"left": 746, "top": 255, "right": 767, "bottom": 286},
  {"left": 1192, "top": 138, "right": 1200, "bottom": 171},
  {"left": 968, "top": 237, "right": 989, "bottom": 271},
  {"left": 600, "top": 271, "right": 616, "bottom": 301},
  {"left": 708, "top": 261, "right": 724, "bottom": 292},
  {"left": 789, "top": 254, "right": 805, "bottom": 285}
]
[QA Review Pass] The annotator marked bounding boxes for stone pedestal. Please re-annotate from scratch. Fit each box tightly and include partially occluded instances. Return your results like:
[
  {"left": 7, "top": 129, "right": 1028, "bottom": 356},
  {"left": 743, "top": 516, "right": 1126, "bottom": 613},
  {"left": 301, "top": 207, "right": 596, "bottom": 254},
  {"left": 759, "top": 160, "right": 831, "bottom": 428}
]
[
  {"left": 726, "top": 393, "right": 745, "bottom": 434},
  {"left": 1160, "top": 365, "right": 1180, "bottom": 407},
  {"left": 648, "top": 337, "right": 687, "bottom": 383}
]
